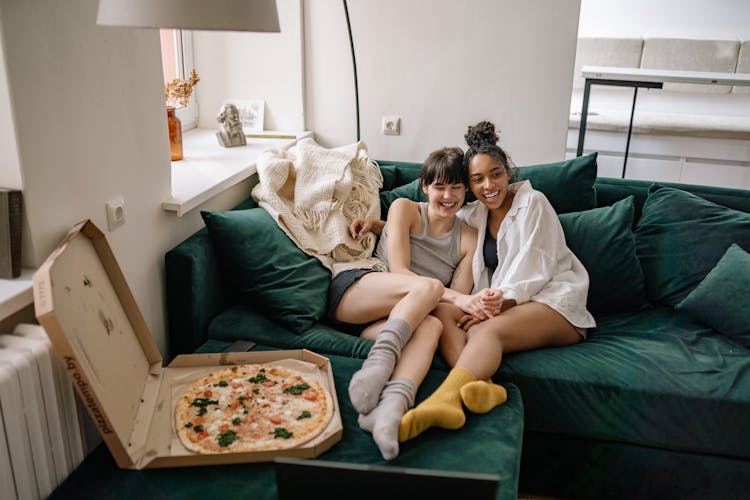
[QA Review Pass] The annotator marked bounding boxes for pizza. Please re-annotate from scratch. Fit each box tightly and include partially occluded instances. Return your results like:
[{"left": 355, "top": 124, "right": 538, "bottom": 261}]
[{"left": 175, "top": 363, "right": 333, "bottom": 454}]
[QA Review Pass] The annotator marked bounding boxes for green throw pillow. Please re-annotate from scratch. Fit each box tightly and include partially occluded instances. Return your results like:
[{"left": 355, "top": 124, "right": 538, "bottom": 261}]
[
  {"left": 676, "top": 244, "right": 750, "bottom": 347},
  {"left": 379, "top": 152, "right": 598, "bottom": 216},
  {"left": 379, "top": 177, "right": 426, "bottom": 216},
  {"left": 379, "top": 164, "right": 399, "bottom": 191},
  {"left": 201, "top": 208, "right": 331, "bottom": 334},
  {"left": 516, "top": 152, "right": 598, "bottom": 214},
  {"left": 559, "top": 196, "right": 646, "bottom": 313},
  {"left": 635, "top": 185, "right": 750, "bottom": 307}
]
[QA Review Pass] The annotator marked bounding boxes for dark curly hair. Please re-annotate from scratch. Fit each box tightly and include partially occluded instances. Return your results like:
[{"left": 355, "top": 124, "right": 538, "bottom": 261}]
[{"left": 463, "top": 121, "right": 516, "bottom": 181}]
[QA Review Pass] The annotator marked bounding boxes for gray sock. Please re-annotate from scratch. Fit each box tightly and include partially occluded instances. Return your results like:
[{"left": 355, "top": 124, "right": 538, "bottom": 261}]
[
  {"left": 358, "top": 377, "right": 417, "bottom": 460},
  {"left": 348, "top": 318, "right": 412, "bottom": 414}
]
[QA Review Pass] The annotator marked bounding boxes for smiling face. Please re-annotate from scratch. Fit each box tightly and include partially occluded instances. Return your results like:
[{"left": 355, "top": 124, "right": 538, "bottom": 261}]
[
  {"left": 422, "top": 180, "right": 466, "bottom": 218},
  {"left": 468, "top": 153, "right": 511, "bottom": 210}
]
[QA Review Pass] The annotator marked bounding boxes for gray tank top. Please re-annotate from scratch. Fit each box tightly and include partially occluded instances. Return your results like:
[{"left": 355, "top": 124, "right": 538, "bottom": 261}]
[{"left": 375, "top": 202, "right": 462, "bottom": 286}]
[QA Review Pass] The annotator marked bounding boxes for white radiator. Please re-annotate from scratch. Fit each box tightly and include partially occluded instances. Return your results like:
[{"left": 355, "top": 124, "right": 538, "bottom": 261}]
[{"left": 0, "top": 323, "right": 84, "bottom": 500}]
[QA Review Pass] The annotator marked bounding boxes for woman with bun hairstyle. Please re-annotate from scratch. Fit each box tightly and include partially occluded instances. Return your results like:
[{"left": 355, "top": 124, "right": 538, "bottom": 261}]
[{"left": 399, "top": 121, "right": 596, "bottom": 441}]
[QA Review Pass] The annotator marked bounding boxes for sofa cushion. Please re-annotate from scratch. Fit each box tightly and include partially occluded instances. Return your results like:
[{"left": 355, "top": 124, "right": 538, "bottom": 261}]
[
  {"left": 207, "top": 304, "right": 451, "bottom": 371},
  {"left": 201, "top": 208, "right": 331, "bottom": 333},
  {"left": 208, "top": 304, "right": 375, "bottom": 360},
  {"left": 498, "top": 306, "right": 750, "bottom": 459},
  {"left": 380, "top": 152, "right": 598, "bottom": 216},
  {"left": 379, "top": 176, "right": 426, "bottom": 215},
  {"left": 676, "top": 243, "right": 750, "bottom": 346},
  {"left": 634, "top": 185, "right": 750, "bottom": 307},
  {"left": 558, "top": 196, "right": 646, "bottom": 313},
  {"left": 516, "top": 152, "right": 598, "bottom": 214}
]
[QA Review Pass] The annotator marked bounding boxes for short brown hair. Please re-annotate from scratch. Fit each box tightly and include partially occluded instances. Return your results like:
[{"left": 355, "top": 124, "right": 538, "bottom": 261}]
[{"left": 420, "top": 147, "right": 466, "bottom": 186}]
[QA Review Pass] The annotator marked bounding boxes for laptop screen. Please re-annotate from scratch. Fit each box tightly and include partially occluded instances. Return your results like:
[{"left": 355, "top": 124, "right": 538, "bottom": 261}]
[{"left": 274, "top": 457, "right": 500, "bottom": 500}]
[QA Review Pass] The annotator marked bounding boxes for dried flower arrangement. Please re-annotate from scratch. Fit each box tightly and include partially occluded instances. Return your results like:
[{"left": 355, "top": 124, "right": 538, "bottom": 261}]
[{"left": 165, "top": 69, "right": 200, "bottom": 108}]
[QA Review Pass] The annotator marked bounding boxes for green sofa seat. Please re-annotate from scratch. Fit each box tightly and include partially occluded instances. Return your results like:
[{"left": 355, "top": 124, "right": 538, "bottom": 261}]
[
  {"left": 499, "top": 306, "right": 750, "bottom": 459},
  {"left": 51, "top": 351, "right": 524, "bottom": 500}
]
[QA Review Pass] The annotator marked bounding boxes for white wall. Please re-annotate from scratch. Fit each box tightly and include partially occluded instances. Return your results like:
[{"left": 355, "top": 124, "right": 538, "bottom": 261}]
[
  {"left": 303, "top": 0, "right": 358, "bottom": 148},
  {"left": 0, "top": 18, "right": 19, "bottom": 191},
  {"left": 0, "top": 0, "right": 582, "bottom": 355},
  {"left": 305, "top": 0, "right": 582, "bottom": 167},
  {"left": 0, "top": 0, "right": 249, "bottom": 355},
  {"left": 193, "top": 0, "right": 304, "bottom": 132},
  {"left": 578, "top": 0, "right": 750, "bottom": 39}
]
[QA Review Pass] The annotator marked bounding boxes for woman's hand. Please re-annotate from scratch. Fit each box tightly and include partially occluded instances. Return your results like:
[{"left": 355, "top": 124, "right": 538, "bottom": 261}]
[
  {"left": 349, "top": 218, "right": 384, "bottom": 240},
  {"left": 457, "top": 314, "right": 483, "bottom": 331},
  {"left": 454, "top": 288, "right": 503, "bottom": 319},
  {"left": 477, "top": 288, "right": 503, "bottom": 317}
]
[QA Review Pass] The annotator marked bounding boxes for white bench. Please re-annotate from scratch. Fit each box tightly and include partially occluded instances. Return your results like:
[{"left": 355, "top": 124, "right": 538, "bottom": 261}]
[
  {"left": 570, "top": 37, "right": 750, "bottom": 139},
  {"left": 567, "top": 37, "right": 750, "bottom": 188}
]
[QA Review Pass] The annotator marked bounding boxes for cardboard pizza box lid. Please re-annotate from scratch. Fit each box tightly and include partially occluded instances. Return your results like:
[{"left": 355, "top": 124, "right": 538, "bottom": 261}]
[{"left": 32, "top": 220, "right": 342, "bottom": 469}]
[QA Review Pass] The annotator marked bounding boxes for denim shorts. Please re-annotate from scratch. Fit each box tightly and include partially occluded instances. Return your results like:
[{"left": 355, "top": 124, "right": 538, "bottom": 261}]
[{"left": 325, "top": 268, "right": 377, "bottom": 335}]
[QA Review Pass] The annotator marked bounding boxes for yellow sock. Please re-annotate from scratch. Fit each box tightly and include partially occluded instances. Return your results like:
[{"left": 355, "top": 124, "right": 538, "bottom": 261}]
[
  {"left": 460, "top": 379, "right": 507, "bottom": 414},
  {"left": 399, "top": 367, "right": 475, "bottom": 442}
]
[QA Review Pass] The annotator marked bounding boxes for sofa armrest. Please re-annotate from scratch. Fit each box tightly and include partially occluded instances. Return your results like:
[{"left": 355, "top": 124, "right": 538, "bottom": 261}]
[{"left": 165, "top": 227, "right": 230, "bottom": 360}]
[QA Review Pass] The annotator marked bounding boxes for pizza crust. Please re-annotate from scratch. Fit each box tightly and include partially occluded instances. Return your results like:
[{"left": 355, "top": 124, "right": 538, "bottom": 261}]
[{"left": 173, "top": 362, "right": 334, "bottom": 454}]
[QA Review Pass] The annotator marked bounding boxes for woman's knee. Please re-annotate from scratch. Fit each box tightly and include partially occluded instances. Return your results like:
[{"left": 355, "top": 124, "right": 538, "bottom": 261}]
[
  {"left": 466, "top": 319, "right": 502, "bottom": 344},
  {"left": 413, "top": 315, "right": 443, "bottom": 346},
  {"left": 414, "top": 276, "right": 443, "bottom": 304}
]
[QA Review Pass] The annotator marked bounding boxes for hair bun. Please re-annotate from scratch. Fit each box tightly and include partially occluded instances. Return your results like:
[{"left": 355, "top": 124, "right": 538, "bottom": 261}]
[{"left": 465, "top": 121, "right": 499, "bottom": 149}]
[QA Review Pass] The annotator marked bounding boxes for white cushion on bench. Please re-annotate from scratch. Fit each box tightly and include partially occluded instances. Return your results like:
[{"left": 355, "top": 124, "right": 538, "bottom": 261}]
[
  {"left": 572, "top": 37, "right": 643, "bottom": 90},
  {"left": 569, "top": 108, "right": 750, "bottom": 140},
  {"left": 640, "top": 38, "right": 740, "bottom": 94}
]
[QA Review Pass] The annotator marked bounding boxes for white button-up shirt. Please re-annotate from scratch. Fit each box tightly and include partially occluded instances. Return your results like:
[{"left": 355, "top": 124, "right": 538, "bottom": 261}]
[{"left": 458, "top": 180, "right": 596, "bottom": 329}]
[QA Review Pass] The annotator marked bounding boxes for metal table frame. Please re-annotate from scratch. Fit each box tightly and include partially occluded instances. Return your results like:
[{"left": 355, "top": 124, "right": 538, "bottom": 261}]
[{"left": 575, "top": 65, "right": 750, "bottom": 179}]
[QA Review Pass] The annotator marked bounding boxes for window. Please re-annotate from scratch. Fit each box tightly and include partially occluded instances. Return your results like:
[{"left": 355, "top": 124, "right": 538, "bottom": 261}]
[{"left": 159, "top": 29, "right": 198, "bottom": 130}]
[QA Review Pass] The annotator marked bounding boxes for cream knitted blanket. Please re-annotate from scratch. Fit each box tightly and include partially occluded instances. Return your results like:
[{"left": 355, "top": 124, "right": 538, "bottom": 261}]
[{"left": 251, "top": 138, "right": 385, "bottom": 276}]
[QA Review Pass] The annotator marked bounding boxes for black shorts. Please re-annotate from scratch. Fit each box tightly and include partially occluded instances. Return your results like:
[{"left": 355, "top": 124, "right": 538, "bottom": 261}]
[{"left": 325, "top": 268, "right": 377, "bottom": 335}]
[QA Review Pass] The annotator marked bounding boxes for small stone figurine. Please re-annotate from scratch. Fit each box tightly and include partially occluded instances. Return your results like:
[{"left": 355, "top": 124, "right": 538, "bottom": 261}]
[{"left": 216, "top": 104, "right": 246, "bottom": 148}]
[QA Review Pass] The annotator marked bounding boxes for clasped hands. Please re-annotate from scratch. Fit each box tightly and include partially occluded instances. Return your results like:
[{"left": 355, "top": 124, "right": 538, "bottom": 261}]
[{"left": 455, "top": 288, "right": 503, "bottom": 331}]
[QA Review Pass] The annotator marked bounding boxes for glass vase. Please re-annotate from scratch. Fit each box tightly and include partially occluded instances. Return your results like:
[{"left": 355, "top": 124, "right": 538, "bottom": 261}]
[{"left": 167, "top": 106, "right": 183, "bottom": 161}]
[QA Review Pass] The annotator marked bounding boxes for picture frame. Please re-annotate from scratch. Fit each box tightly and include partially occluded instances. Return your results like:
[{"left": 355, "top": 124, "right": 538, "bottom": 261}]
[{"left": 223, "top": 99, "right": 265, "bottom": 133}]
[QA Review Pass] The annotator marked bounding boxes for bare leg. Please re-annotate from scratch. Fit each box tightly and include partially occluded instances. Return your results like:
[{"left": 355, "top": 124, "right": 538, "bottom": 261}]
[
  {"left": 433, "top": 302, "right": 468, "bottom": 368},
  {"left": 401, "top": 301, "right": 581, "bottom": 441},
  {"left": 335, "top": 272, "right": 444, "bottom": 331},
  {"left": 341, "top": 273, "right": 443, "bottom": 414},
  {"left": 457, "top": 301, "right": 581, "bottom": 379},
  {"left": 358, "top": 315, "right": 441, "bottom": 460}
]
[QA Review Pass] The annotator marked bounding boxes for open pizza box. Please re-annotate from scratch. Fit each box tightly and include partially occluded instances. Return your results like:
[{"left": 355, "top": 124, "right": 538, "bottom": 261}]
[{"left": 32, "top": 219, "right": 343, "bottom": 469}]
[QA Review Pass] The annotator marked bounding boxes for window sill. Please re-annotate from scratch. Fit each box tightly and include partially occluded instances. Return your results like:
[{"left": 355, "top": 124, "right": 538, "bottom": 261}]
[
  {"left": 162, "top": 128, "right": 313, "bottom": 216},
  {"left": 0, "top": 268, "right": 35, "bottom": 320}
]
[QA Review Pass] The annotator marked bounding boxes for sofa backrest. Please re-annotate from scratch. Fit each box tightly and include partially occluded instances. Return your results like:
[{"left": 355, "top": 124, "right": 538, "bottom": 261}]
[
  {"left": 377, "top": 158, "right": 750, "bottom": 221},
  {"left": 594, "top": 176, "right": 750, "bottom": 224}
]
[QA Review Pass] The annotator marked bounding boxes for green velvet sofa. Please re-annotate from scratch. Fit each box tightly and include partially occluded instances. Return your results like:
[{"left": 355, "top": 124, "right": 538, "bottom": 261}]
[{"left": 166, "top": 152, "right": 750, "bottom": 499}]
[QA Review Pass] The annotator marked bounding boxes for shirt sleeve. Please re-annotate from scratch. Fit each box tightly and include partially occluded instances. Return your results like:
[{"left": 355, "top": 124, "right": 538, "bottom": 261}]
[{"left": 495, "top": 193, "right": 573, "bottom": 305}]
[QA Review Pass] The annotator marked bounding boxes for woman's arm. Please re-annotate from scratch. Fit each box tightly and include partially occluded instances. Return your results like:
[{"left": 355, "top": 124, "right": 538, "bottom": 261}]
[
  {"left": 442, "top": 222, "right": 503, "bottom": 318},
  {"left": 350, "top": 218, "right": 385, "bottom": 239},
  {"left": 495, "top": 192, "right": 570, "bottom": 305},
  {"left": 448, "top": 222, "right": 477, "bottom": 294},
  {"left": 383, "top": 198, "right": 421, "bottom": 275}
]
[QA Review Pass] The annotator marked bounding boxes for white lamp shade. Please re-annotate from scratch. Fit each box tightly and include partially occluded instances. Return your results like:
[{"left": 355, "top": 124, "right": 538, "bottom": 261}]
[{"left": 97, "top": 0, "right": 280, "bottom": 32}]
